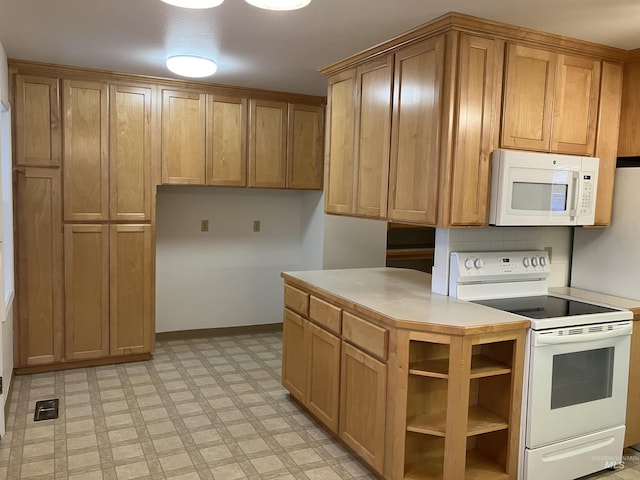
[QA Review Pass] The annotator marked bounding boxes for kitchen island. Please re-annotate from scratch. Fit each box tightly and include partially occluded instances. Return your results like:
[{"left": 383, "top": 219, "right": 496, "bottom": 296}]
[{"left": 281, "top": 267, "right": 529, "bottom": 480}]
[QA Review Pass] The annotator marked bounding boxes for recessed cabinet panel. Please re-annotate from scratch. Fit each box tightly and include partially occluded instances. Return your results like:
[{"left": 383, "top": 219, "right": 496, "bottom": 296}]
[
  {"left": 307, "top": 322, "right": 340, "bottom": 433},
  {"left": 248, "top": 99, "right": 287, "bottom": 188},
  {"left": 63, "top": 80, "right": 109, "bottom": 221},
  {"left": 15, "top": 168, "right": 63, "bottom": 366},
  {"left": 110, "top": 85, "right": 152, "bottom": 221},
  {"left": 282, "top": 308, "right": 308, "bottom": 402},
  {"left": 551, "top": 54, "right": 601, "bottom": 155},
  {"left": 206, "top": 95, "right": 247, "bottom": 187},
  {"left": 501, "top": 44, "right": 556, "bottom": 151},
  {"left": 448, "top": 35, "right": 503, "bottom": 226},
  {"left": 14, "top": 75, "right": 61, "bottom": 167},
  {"left": 287, "top": 104, "right": 324, "bottom": 190},
  {"left": 110, "top": 225, "right": 153, "bottom": 356},
  {"left": 64, "top": 224, "right": 110, "bottom": 361},
  {"left": 161, "top": 89, "right": 206, "bottom": 185},
  {"left": 325, "top": 70, "right": 356, "bottom": 214},
  {"left": 354, "top": 56, "right": 393, "bottom": 218},
  {"left": 388, "top": 36, "right": 445, "bottom": 225}
]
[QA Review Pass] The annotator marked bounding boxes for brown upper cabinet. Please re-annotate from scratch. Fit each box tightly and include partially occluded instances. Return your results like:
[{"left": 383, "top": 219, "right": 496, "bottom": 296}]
[
  {"left": 617, "top": 50, "right": 640, "bottom": 157},
  {"left": 321, "top": 13, "right": 625, "bottom": 227},
  {"left": 161, "top": 91, "right": 324, "bottom": 190},
  {"left": 14, "top": 75, "right": 61, "bottom": 167},
  {"left": 502, "top": 44, "right": 601, "bottom": 155}
]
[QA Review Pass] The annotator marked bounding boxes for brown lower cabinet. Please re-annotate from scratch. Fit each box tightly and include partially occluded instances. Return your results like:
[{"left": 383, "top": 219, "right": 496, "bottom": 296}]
[{"left": 281, "top": 276, "right": 526, "bottom": 480}]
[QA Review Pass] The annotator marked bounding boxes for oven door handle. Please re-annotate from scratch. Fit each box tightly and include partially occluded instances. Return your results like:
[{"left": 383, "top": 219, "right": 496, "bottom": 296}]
[{"left": 535, "top": 324, "right": 632, "bottom": 345}]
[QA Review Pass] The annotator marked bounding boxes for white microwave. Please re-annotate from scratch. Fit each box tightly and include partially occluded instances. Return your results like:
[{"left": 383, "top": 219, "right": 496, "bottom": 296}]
[{"left": 489, "top": 149, "right": 599, "bottom": 226}]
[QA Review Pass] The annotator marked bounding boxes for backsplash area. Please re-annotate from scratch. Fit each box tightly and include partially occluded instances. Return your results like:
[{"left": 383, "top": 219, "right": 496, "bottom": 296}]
[{"left": 432, "top": 226, "right": 573, "bottom": 295}]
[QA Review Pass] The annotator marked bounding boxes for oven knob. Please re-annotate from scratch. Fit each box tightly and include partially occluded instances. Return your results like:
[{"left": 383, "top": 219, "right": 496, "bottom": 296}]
[
  {"left": 539, "top": 256, "right": 547, "bottom": 267},
  {"left": 531, "top": 257, "right": 539, "bottom": 267},
  {"left": 474, "top": 258, "right": 484, "bottom": 269},
  {"left": 464, "top": 258, "right": 475, "bottom": 269},
  {"left": 523, "top": 257, "right": 530, "bottom": 267}
]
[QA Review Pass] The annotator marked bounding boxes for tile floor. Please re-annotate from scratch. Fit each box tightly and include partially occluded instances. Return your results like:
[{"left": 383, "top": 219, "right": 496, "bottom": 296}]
[{"left": 0, "top": 330, "right": 638, "bottom": 480}]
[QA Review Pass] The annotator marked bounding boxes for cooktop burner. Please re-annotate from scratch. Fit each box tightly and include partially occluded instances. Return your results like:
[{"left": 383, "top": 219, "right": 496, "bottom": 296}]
[{"left": 472, "top": 295, "right": 620, "bottom": 320}]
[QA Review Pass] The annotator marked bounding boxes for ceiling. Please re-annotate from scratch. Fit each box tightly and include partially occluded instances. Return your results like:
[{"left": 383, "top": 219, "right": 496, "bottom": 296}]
[{"left": 1, "top": 0, "right": 640, "bottom": 97}]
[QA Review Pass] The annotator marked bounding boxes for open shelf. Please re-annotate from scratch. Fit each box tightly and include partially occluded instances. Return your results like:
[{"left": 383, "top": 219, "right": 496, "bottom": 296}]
[
  {"left": 409, "top": 354, "right": 511, "bottom": 379},
  {"left": 404, "top": 449, "right": 508, "bottom": 480},
  {"left": 406, "top": 405, "right": 508, "bottom": 437},
  {"left": 406, "top": 411, "right": 447, "bottom": 436}
]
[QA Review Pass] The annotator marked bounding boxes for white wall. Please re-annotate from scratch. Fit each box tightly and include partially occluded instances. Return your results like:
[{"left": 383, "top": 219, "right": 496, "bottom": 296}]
[
  {"left": 432, "top": 226, "right": 573, "bottom": 295},
  {"left": 155, "top": 187, "right": 323, "bottom": 332},
  {"left": 322, "top": 214, "right": 387, "bottom": 269}
]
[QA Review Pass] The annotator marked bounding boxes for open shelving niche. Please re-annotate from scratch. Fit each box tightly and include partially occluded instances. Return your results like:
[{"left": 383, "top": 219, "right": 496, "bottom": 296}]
[{"left": 404, "top": 337, "right": 516, "bottom": 479}]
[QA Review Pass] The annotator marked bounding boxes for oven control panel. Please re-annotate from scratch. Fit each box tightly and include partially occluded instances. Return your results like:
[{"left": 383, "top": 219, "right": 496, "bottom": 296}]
[{"left": 449, "top": 250, "right": 551, "bottom": 297}]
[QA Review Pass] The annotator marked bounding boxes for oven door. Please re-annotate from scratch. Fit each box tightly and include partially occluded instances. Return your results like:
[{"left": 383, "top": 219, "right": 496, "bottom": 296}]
[{"left": 526, "top": 321, "right": 632, "bottom": 449}]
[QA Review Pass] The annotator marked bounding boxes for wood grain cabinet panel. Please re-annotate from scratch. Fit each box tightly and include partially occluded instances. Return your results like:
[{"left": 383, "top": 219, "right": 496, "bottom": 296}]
[
  {"left": 617, "top": 59, "right": 640, "bottom": 157},
  {"left": 282, "top": 308, "right": 308, "bottom": 402},
  {"left": 340, "top": 341, "right": 387, "bottom": 474},
  {"left": 307, "top": 321, "right": 341, "bottom": 433},
  {"left": 63, "top": 224, "right": 109, "bottom": 361},
  {"left": 109, "top": 84, "right": 153, "bottom": 221},
  {"left": 161, "top": 89, "right": 206, "bottom": 185},
  {"left": 287, "top": 103, "right": 324, "bottom": 189},
  {"left": 63, "top": 80, "right": 109, "bottom": 222},
  {"left": 14, "top": 75, "right": 61, "bottom": 167},
  {"left": 354, "top": 56, "right": 393, "bottom": 218},
  {"left": 501, "top": 44, "right": 556, "bottom": 152},
  {"left": 206, "top": 95, "right": 247, "bottom": 187},
  {"left": 248, "top": 99, "right": 287, "bottom": 188},
  {"left": 325, "top": 69, "right": 356, "bottom": 214},
  {"left": 388, "top": 36, "right": 445, "bottom": 225},
  {"left": 447, "top": 34, "right": 503, "bottom": 226},
  {"left": 15, "top": 168, "right": 64, "bottom": 366},
  {"left": 551, "top": 54, "right": 601, "bottom": 155},
  {"left": 110, "top": 225, "right": 153, "bottom": 356}
]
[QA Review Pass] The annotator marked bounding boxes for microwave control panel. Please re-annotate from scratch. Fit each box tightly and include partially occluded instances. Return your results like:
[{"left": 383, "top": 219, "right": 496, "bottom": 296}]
[{"left": 579, "top": 173, "right": 596, "bottom": 216}]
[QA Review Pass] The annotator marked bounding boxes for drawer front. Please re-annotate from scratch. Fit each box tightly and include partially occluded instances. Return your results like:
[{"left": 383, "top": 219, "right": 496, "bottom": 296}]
[
  {"left": 342, "top": 312, "right": 388, "bottom": 361},
  {"left": 284, "top": 284, "right": 309, "bottom": 317},
  {"left": 309, "top": 296, "right": 342, "bottom": 335}
]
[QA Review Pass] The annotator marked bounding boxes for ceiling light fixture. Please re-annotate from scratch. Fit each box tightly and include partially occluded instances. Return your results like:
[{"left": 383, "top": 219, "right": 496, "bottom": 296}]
[
  {"left": 160, "top": 0, "right": 224, "bottom": 8},
  {"left": 244, "top": 0, "right": 311, "bottom": 11},
  {"left": 166, "top": 56, "right": 218, "bottom": 78}
]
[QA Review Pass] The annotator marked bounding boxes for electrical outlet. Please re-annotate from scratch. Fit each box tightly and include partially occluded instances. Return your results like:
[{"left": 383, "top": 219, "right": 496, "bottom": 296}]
[
  {"left": 253, "top": 220, "right": 261, "bottom": 232},
  {"left": 201, "top": 220, "right": 209, "bottom": 232},
  {"left": 545, "top": 246, "right": 552, "bottom": 263}
]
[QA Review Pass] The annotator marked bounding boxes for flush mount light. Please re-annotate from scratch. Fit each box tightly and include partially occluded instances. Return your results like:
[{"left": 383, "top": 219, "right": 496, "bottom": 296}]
[
  {"left": 166, "top": 56, "right": 218, "bottom": 78},
  {"left": 244, "top": 0, "right": 311, "bottom": 10},
  {"left": 160, "top": 0, "right": 223, "bottom": 8}
]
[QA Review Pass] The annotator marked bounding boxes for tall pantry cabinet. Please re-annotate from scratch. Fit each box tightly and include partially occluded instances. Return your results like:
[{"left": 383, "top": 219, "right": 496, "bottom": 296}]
[{"left": 13, "top": 73, "right": 155, "bottom": 369}]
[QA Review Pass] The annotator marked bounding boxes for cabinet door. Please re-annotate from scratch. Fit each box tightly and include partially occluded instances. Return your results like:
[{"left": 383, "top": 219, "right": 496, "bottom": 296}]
[
  {"left": 206, "top": 95, "right": 247, "bottom": 187},
  {"left": 63, "top": 80, "right": 109, "bottom": 221},
  {"left": 551, "top": 54, "right": 601, "bottom": 155},
  {"left": 340, "top": 341, "right": 387, "bottom": 474},
  {"left": 161, "top": 89, "right": 206, "bottom": 185},
  {"left": 64, "top": 224, "right": 110, "bottom": 360},
  {"left": 502, "top": 44, "right": 556, "bottom": 151},
  {"left": 248, "top": 99, "right": 287, "bottom": 188},
  {"left": 325, "top": 69, "right": 356, "bottom": 214},
  {"left": 593, "top": 62, "right": 623, "bottom": 226},
  {"left": 388, "top": 36, "right": 445, "bottom": 225},
  {"left": 448, "top": 35, "right": 503, "bottom": 226},
  {"left": 15, "top": 168, "right": 63, "bottom": 366},
  {"left": 110, "top": 225, "right": 153, "bottom": 355},
  {"left": 110, "top": 84, "right": 153, "bottom": 221},
  {"left": 282, "top": 308, "right": 307, "bottom": 402},
  {"left": 14, "top": 75, "right": 61, "bottom": 167},
  {"left": 354, "top": 56, "right": 393, "bottom": 218},
  {"left": 618, "top": 61, "right": 640, "bottom": 157},
  {"left": 306, "top": 322, "right": 340, "bottom": 433},
  {"left": 287, "top": 103, "right": 324, "bottom": 190}
]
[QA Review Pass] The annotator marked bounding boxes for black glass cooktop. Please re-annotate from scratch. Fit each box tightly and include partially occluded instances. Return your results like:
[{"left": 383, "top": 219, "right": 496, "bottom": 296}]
[{"left": 471, "top": 295, "right": 619, "bottom": 319}]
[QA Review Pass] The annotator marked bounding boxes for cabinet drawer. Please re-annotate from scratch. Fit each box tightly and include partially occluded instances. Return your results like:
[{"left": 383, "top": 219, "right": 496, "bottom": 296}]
[
  {"left": 310, "top": 296, "right": 342, "bottom": 335},
  {"left": 342, "top": 312, "right": 388, "bottom": 361},
  {"left": 284, "top": 284, "right": 309, "bottom": 317}
]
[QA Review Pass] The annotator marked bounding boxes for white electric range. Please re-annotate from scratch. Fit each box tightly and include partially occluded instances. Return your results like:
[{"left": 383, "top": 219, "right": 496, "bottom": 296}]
[{"left": 449, "top": 251, "right": 633, "bottom": 480}]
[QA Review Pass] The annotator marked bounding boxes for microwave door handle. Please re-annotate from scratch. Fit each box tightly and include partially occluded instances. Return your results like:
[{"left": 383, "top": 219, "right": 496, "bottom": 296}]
[{"left": 569, "top": 171, "right": 579, "bottom": 219}]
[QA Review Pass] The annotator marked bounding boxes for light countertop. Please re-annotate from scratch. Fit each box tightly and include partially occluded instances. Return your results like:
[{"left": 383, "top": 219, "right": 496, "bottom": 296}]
[{"left": 281, "top": 267, "right": 530, "bottom": 335}]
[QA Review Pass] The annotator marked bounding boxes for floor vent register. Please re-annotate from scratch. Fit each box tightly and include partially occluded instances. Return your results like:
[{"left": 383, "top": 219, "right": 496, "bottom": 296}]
[{"left": 33, "top": 399, "right": 59, "bottom": 421}]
